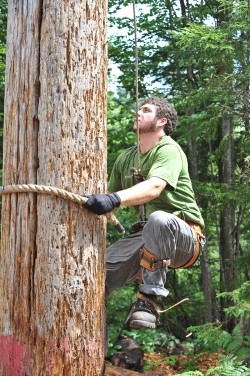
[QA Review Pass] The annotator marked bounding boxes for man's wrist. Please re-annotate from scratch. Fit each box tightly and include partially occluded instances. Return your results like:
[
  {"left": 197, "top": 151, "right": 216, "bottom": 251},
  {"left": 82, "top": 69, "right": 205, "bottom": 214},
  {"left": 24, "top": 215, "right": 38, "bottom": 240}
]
[{"left": 109, "top": 192, "right": 121, "bottom": 208}]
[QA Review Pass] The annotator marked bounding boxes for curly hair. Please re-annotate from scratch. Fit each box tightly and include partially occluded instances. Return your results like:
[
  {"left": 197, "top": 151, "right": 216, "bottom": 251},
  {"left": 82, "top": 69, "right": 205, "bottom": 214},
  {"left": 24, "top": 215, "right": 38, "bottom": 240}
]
[{"left": 141, "top": 97, "right": 178, "bottom": 135}]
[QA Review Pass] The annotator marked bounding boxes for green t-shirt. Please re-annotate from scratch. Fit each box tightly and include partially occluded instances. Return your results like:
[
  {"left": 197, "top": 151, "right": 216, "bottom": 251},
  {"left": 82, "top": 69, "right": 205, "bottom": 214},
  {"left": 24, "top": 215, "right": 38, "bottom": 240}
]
[{"left": 108, "top": 135, "right": 205, "bottom": 228}]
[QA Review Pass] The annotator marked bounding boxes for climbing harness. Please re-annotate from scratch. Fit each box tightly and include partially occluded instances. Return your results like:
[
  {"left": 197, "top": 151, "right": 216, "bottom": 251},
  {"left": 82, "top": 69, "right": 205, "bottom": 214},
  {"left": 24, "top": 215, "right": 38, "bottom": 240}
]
[
  {"left": 140, "top": 247, "right": 171, "bottom": 272},
  {"left": 139, "top": 223, "right": 205, "bottom": 271},
  {"left": 131, "top": 166, "right": 147, "bottom": 223},
  {"left": 170, "top": 221, "right": 205, "bottom": 269},
  {"left": 0, "top": 184, "right": 125, "bottom": 234},
  {"left": 181, "top": 222, "right": 205, "bottom": 268}
]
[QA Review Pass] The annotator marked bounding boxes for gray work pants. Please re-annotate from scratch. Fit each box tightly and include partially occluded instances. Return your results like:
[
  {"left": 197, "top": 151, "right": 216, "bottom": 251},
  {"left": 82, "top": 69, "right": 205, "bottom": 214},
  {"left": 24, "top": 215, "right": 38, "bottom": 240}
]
[{"left": 106, "top": 211, "right": 198, "bottom": 297}]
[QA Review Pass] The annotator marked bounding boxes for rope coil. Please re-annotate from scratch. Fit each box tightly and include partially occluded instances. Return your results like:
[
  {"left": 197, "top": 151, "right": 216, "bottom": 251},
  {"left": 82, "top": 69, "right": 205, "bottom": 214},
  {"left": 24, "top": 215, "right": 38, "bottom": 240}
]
[{"left": 0, "top": 184, "right": 125, "bottom": 234}]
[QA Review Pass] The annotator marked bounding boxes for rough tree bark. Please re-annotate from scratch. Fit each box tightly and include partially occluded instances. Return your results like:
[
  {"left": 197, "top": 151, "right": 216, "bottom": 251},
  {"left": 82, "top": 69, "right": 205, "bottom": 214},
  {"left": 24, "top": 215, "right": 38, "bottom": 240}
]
[
  {"left": 218, "top": 112, "right": 236, "bottom": 329},
  {"left": 216, "top": 5, "right": 237, "bottom": 331},
  {"left": 0, "top": 1, "right": 107, "bottom": 375}
]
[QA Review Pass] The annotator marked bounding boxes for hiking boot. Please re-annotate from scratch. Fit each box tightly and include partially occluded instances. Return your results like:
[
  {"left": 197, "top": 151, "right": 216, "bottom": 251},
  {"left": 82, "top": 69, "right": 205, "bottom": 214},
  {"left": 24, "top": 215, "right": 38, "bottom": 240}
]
[{"left": 125, "top": 292, "right": 159, "bottom": 329}]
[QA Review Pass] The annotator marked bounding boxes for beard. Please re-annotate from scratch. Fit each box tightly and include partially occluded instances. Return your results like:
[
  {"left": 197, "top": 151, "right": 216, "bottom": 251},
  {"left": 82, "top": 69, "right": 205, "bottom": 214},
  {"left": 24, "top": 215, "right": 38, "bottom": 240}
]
[{"left": 133, "top": 118, "right": 158, "bottom": 134}]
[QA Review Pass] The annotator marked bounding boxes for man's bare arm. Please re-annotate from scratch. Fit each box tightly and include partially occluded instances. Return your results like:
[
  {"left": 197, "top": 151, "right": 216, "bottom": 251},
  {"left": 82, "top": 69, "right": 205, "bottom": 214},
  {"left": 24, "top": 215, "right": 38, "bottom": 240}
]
[{"left": 117, "top": 177, "right": 167, "bottom": 206}]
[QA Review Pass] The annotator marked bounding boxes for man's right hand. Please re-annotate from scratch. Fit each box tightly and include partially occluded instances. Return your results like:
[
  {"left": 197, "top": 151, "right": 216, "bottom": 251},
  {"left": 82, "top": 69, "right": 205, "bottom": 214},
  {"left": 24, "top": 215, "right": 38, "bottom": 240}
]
[{"left": 83, "top": 193, "right": 121, "bottom": 215}]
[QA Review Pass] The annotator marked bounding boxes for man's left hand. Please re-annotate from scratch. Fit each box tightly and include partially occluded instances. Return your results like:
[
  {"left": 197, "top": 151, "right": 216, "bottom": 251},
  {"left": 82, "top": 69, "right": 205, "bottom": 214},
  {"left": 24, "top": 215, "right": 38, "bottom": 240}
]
[{"left": 83, "top": 193, "right": 121, "bottom": 215}]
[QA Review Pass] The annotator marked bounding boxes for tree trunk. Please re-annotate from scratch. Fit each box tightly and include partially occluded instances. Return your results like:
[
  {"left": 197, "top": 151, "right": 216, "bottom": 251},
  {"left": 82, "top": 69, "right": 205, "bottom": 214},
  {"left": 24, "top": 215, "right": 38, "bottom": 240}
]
[
  {"left": 200, "top": 249, "right": 219, "bottom": 323},
  {"left": 0, "top": 1, "right": 107, "bottom": 375},
  {"left": 218, "top": 112, "right": 236, "bottom": 331}
]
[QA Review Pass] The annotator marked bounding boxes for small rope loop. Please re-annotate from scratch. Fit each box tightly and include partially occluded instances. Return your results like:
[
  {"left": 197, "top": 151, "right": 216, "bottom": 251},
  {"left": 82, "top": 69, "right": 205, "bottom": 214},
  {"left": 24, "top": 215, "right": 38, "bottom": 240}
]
[{"left": 158, "top": 298, "right": 189, "bottom": 314}]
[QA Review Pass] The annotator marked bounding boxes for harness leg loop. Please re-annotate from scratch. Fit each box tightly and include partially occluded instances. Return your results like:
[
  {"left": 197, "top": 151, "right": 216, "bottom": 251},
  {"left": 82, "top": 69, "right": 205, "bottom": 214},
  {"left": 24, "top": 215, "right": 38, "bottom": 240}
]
[{"left": 140, "top": 247, "right": 170, "bottom": 272}]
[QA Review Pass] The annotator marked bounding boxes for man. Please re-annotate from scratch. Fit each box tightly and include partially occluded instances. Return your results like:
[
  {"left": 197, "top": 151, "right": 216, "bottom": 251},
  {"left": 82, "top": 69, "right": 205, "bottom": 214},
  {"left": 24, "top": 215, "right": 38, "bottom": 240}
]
[{"left": 84, "top": 97, "right": 205, "bottom": 329}]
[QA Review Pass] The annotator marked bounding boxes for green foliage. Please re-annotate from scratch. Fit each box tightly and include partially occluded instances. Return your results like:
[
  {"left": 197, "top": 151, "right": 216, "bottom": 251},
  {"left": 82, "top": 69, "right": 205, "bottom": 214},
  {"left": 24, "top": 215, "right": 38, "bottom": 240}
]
[
  {"left": 187, "top": 323, "right": 250, "bottom": 363},
  {"left": 187, "top": 323, "right": 230, "bottom": 352},
  {"left": 108, "top": 0, "right": 250, "bottom": 317},
  {"left": 164, "top": 355, "right": 178, "bottom": 366},
  {"left": 121, "top": 328, "right": 170, "bottom": 353},
  {"left": 205, "top": 354, "right": 250, "bottom": 376},
  {"left": 107, "top": 285, "right": 181, "bottom": 355},
  {"left": 107, "top": 90, "right": 136, "bottom": 176},
  {"left": 107, "top": 91, "right": 138, "bottom": 241},
  {"left": 107, "top": 284, "right": 137, "bottom": 356},
  {"left": 145, "top": 352, "right": 250, "bottom": 375},
  {"left": 107, "top": 283, "right": 187, "bottom": 356},
  {"left": 175, "top": 23, "right": 234, "bottom": 66},
  {"left": 219, "top": 281, "right": 250, "bottom": 319},
  {"left": 175, "top": 372, "right": 203, "bottom": 376},
  {"left": 107, "top": 206, "right": 136, "bottom": 245},
  {"left": 143, "top": 359, "right": 163, "bottom": 371},
  {"left": 107, "top": 4, "right": 250, "bottom": 375},
  {"left": 0, "top": 0, "right": 249, "bottom": 373}
]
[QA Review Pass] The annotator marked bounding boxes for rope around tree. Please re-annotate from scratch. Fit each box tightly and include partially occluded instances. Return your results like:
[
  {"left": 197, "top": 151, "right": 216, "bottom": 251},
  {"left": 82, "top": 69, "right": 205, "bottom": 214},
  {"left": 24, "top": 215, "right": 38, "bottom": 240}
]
[{"left": 0, "top": 184, "right": 125, "bottom": 234}]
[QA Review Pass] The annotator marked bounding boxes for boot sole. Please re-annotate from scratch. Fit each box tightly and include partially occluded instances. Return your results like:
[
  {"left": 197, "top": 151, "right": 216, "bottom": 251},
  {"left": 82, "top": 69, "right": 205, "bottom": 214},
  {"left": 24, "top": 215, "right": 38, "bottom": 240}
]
[{"left": 129, "top": 320, "right": 156, "bottom": 329}]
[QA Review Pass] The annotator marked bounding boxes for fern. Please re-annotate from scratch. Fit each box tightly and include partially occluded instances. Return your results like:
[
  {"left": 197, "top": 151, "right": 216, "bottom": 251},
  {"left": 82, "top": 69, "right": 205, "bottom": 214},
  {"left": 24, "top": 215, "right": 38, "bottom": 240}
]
[
  {"left": 205, "top": 354, "right": 250, "bottom": 375},
  {"left": 219, "top": 281, "right": 250, "bottom": 319},
  {"left": 187, "top": 323, "right": 231, "bottom": 352},
  {"left": 188, "top": 322, "right": 250, "bottom": 362}
]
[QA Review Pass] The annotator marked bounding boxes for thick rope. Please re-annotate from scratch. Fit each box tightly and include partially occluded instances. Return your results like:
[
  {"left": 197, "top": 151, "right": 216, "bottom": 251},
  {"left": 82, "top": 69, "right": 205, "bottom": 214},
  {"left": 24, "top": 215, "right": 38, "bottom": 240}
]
[
  {"left": 132, "top": 0, "right": 140, "bottom": 172},
  {"left": 0, "top": 184, "right": 125, "bottom": 233}
]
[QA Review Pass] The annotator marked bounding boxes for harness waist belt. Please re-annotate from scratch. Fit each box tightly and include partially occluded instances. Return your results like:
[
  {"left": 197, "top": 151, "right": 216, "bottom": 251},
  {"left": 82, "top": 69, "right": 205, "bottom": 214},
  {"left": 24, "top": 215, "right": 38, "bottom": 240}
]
[{"left": 179, "top": 221, "right": 205, "bottom": 269}]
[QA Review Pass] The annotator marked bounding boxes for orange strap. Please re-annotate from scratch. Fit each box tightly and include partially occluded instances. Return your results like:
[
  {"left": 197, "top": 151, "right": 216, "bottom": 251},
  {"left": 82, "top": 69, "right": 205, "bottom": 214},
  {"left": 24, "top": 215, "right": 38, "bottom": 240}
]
[
  {"left": 140, "top": 222, "right": 205, "bottom": 271},
  {"left": 180, "top": 221, "right": 205, "bottom": 269},
  {"left": 140, "top": 248, "right": 171, "bottom": 272}
]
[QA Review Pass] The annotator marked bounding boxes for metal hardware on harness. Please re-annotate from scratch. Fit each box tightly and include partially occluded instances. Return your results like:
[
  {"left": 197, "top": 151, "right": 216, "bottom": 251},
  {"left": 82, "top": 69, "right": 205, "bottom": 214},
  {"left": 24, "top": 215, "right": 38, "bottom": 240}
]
[
  {"left": 130, "top": 221, "right": 147, "bottom": 234},
  {"left": 140, "top": 247, "right": 170, "bottom": 272},
  {"left": 186, "top": 221, "right": 206, "bottom": 240},
  {"left": 131, "top": 167, "right": 145, "bottom": 184},
  {"left": 130, "top": 167, "right": 147, "bottom": 222}
]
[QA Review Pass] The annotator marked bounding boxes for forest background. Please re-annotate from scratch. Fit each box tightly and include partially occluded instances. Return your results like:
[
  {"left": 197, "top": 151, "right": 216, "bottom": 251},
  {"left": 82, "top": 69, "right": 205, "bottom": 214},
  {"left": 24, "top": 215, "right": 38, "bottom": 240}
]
[{"left": 0, "top": 0, "right": 249, "bottom": 374}]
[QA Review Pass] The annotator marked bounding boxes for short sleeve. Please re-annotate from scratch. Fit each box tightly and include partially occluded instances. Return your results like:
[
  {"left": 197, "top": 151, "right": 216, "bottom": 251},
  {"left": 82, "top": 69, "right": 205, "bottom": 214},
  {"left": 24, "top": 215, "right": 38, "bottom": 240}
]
[
  {"left": 108, "top": 155, "right": 122, "bottom": 193},
  {"left": 147, "top": 145, "right": 183, "bottom": 190}
]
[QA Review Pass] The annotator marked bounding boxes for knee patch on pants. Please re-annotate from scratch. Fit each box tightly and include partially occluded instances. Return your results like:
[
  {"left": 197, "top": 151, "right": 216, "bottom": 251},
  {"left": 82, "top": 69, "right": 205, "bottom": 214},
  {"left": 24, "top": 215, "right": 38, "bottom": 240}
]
[{"left": 140, "top": 247, "right": 170, "bottom": 272}]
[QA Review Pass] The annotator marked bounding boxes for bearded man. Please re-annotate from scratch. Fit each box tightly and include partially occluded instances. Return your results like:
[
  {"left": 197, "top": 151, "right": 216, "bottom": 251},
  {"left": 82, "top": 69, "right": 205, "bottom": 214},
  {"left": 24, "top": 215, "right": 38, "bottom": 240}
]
[{"left": 84, "top": 97, "right": 205, "bottom": 329}]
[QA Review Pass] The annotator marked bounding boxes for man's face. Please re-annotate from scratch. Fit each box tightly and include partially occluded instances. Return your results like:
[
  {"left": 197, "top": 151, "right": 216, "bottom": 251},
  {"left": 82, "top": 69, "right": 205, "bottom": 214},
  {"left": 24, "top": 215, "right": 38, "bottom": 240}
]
[{"left": 133, "top": 103, "right": 160, "bottom": 134}]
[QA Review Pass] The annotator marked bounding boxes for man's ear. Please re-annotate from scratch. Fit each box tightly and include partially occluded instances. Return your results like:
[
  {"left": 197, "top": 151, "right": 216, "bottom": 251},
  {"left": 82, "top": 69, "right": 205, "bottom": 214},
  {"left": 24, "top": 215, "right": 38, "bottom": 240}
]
[{"left": 159, "top": 117, "right": 167, "bottom": 126}]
